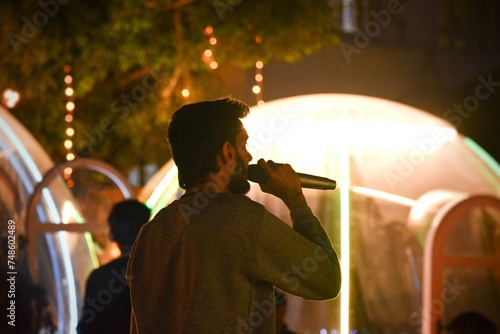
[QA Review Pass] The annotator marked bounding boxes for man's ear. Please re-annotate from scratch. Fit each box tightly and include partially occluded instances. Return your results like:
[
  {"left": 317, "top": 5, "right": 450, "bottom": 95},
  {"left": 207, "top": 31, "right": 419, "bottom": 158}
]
[{"left": 220, "top": 141, "right": 234, "bottom": 163}]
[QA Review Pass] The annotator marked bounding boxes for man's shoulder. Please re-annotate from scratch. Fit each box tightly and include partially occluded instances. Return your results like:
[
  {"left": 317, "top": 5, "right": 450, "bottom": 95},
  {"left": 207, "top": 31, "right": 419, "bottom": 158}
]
[
  {"left": 166, "top": 193, "right": 264, "bottom": 210},
  {"left": 90, "top": 257, "right": 128, "bottom": 277},
  {"left": 217, "top": 194, "right": 266, "bottom": 211},
  {"left": 86, "top": 256, "right": 129, "bottom": 288}
]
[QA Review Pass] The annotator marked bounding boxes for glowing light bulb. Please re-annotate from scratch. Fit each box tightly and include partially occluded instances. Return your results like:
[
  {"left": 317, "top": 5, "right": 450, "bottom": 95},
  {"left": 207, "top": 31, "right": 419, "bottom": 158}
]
[
  {"left": 255, "top": 74, "right": 263, "bottom": 82},
  {"left": 209, "top": 37, "right": 217, "bottom": 45},
  {"left": 210, "top": 61, "right": 218, "bottom": 69},
  {"left": 2, "top": 89, "right": 20, "bottom": 108},
  {"left": 252, "top": 85, "right": 261, "bottom": 94},
  {"left": 66, "top": 101, "right": 75, "bottom": 111},
  {"left": 66, "top": 128, "right": 74, "bottom": 136},
  {"left": 64, "top": 167, "right": 73, "bottom": 176},
  {"left": 181, "top": 89, "right": 190, "bottom": 98},
  {"left": 255, "top": 61, "right": 263, "bottom": 69},
  {"left": 65, "top": 87, "right": 74, "bottom": 96},
  {"left": 204, "top": 26, "right": 213, "bottom": 35}
]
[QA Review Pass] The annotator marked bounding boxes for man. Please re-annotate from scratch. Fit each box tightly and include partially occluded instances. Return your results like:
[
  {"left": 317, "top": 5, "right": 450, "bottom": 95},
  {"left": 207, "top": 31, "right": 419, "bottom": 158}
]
[
  {"left": 78, "top": 199, "right": 151, "bottom": 334},
  {"left": 127, "top": 97, "right": 341, "bottom": 333}
]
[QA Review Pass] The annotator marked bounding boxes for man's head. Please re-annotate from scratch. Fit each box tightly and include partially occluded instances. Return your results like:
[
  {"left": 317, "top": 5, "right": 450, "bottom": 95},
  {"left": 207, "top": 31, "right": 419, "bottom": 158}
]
[
  {"left": 108, "top": 199, "right": 151, "bottom": 247},
  {"left": 167, "top": 97, "right": 252, "bottom": 192}
]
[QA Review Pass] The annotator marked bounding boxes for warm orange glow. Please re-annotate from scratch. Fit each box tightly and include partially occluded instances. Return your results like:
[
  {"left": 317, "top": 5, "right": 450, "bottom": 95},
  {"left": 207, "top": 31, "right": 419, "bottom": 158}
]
[
  {"left": 66, "top": 128, "right": 74, "bottom": 136},
  {"left": 255, "top": 61, "right": 263, "bottom": 69},
  {"left": 110, "top": 243, "right": 122, "bottom": 258},
  {"left": 204, "top": 26, "right": 213, "bottom": 35},
  {"left": 65, "top": 87, "right": 74, "bottom": 96},
  {"left": 209, "top": 61, "right": 218, "bottom": 69},
  {"left": 209, "top": 37, "right": 217, "bottom": 45},
  {"left": 204, "top": 49, "right": 212, "bottom": 57},
  {"left": 61, "top": 201, "right": 77, "bottom": 223},
  {"left": 255, "top": 74, "right": 263, "bottom": 82},
  {"left": 255, "top": 35, "right": 263, "bottom": 43},
  {"left": 66, "top": 153, "right": 75, "bottom": 161},
  {"left": 181, "top": 89, "right": 190, "bottom": 98},
  {"left": 64, "top": 167, "right": 73, "bottom": 177},
  {"left": 252, "top": 85, "right": 261, "bottom": 94},
  {"left": 65, "top": 114, "right": 73, "bottom": 122},
  {"left": 64, "top": 75, "right": 73, "bottom": 84}
]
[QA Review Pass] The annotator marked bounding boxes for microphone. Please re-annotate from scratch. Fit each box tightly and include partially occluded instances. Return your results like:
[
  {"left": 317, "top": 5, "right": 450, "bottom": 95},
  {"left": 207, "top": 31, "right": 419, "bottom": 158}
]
[{"left": 247, "top": 164, "right": 336, "bottom": 190}]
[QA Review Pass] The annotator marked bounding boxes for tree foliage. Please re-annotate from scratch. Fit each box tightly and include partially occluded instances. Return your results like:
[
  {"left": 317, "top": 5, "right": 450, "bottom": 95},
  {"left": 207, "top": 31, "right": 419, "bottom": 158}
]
[{"left": 0, "top": 0, "right": 340, "bottom": 173}]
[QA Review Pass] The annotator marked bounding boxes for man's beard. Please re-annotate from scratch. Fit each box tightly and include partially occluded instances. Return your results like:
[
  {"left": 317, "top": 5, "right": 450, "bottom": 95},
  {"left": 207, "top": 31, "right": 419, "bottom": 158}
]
[{"left": 228, "top": 152, "right": 250, "bottom": 195}]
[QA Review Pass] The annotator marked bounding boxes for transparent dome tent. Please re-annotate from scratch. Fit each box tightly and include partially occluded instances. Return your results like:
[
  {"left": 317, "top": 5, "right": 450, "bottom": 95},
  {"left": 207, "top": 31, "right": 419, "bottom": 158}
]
[
  {"left": 140, "top": 94, "right": 500, "bottom": 333},
  {"left": 0, "top": 105, "right": 100, "bottom": 332},
  {"left": 1, "top": 104, "right": 139, "bottom": 334}
]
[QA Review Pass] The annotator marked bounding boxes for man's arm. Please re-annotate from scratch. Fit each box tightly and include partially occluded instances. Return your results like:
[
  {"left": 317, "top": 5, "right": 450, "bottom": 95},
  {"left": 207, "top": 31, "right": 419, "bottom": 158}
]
[{"left": 254, "top": 159, "right": 341, "bottom": 300}]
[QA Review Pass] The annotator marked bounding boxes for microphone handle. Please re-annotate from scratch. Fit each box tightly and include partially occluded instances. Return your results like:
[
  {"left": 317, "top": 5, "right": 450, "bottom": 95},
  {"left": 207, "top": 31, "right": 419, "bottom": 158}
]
[
  {"left": 247, "top": 164, "right": 336, "bottom": 190},
  {"left": 297, "top": 173, "right": 337, "bottom": 190}
]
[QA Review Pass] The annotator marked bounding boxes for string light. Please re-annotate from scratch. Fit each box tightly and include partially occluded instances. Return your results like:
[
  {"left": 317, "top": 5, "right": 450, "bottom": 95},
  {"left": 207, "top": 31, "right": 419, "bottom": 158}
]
[
  {"left": 181, "top": 89, "right": 190, "bottom": 98},
  {"left": 200, "top": 24, "right": 264, "bottom": 105},
  {"left": 202, "top": 26, "right": 218, "bottom": 70},
  {"left": 253, "top": 55, "right": 264, "bottom": 105},
  {"left": 63, "top": 65, "right": 75, "bottom": 186},
  {"left": 2, "top": 88, "right": 20, "bottom": 108},
  {"left": 247, "top": 22, "right": 265, "bottom": 105}
]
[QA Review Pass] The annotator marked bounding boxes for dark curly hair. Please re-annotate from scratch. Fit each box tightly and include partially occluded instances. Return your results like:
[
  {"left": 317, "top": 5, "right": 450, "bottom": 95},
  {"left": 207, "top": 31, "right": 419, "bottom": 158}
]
[{"left": 167, "top": 97, "right": 250, "bottom": 189}]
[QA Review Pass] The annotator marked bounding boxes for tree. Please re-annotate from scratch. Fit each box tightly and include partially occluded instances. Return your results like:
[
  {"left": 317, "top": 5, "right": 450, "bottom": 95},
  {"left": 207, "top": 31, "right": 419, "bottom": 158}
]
[{"left": 0, "top": 0, "right": 341, "bottom": 174}]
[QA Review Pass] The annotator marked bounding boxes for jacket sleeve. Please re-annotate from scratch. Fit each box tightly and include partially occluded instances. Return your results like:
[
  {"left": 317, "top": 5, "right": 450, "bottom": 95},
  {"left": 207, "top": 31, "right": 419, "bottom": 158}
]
[{"left": 255, "top": 206, "right": 341, "bottom": 300}]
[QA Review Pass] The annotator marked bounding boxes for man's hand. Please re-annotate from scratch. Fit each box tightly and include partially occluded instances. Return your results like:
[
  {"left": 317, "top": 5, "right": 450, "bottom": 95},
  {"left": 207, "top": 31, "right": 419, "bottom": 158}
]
[{"left": 256, "top": 159, "right": 308, "bottom": 210}]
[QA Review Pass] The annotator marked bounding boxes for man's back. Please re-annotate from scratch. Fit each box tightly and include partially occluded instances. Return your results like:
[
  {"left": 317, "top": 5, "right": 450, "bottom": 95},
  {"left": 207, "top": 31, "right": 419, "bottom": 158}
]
[
  {"left": 78, "top": 256, "right": 131, "bottom": 334},
  {"left": 127, "top": 193, "right": 340, "bottom": 333}
]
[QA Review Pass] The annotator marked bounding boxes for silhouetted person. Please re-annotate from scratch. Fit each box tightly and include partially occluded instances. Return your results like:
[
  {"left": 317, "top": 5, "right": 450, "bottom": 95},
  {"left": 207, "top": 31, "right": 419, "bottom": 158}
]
[
  {"left": 447, "top": 311, "right": 496, "bottom": 334},
  {"left": 77, "top": 199, "right": 151, "bottom": 334}
]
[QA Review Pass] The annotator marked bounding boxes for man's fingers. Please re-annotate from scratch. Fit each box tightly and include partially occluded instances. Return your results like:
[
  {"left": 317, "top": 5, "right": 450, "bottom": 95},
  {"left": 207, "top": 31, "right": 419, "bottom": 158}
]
[{"left": 257, "top": 158, "right": 273, "bottom": 174}]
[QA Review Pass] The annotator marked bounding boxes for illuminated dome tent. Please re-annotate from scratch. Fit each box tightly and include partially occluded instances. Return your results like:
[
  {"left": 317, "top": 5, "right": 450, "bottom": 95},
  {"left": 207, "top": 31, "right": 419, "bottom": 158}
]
[
  {"left": 139, "top": 94, "right": 500, "bottom": 333},
  {"left": 0, "top": 106, "right": 97, "bottom": 333}
]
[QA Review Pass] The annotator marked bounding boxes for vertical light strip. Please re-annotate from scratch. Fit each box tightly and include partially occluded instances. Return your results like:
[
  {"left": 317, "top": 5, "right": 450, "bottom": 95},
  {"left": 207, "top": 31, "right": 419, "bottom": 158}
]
[
  {"left": 58, "top": 231, "right": 78, "bottom": 332},
  {"left": 42, "top": 189, "right": 78, "bottom": 332},
  {"left": 146, "top": 165, "right": 178, "bottom": 209},
  {"left": 338, "top": 122, "right": 351, "bottom": 334}
]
